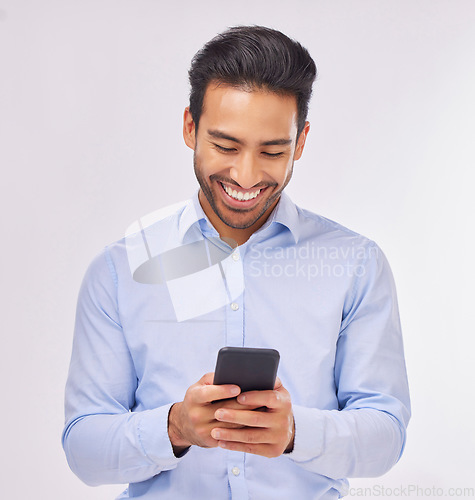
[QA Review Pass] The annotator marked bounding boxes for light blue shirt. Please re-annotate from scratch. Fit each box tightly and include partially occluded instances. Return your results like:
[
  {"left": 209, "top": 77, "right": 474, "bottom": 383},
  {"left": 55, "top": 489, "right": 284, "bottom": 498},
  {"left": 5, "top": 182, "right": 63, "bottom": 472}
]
[{"left": 62, "top": 191, "right": 410, "bottom": 499}]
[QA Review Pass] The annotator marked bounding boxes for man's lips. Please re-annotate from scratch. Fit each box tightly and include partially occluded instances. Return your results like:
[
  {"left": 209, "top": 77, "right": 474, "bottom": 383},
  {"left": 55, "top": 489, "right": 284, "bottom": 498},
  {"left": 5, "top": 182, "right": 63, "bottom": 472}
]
[
  {"left": 219, "top": 182, "right": 265, "bottom": 202},
  {"left": 218, "top": 181, "right": 268, "bottom": 208}
]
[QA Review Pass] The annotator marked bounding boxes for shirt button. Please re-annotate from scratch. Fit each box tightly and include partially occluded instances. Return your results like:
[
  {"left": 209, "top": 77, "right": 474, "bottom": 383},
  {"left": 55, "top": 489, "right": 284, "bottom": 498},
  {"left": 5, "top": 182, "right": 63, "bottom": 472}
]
[
  {"left": 230, "top": 302, "right": 239, "bottom": 311},
  {"left": 231, "top": 466, "right": 240, "bottom": 476},
  {"left": 232, "top": 253, "right": 240, "bottom": 261}
]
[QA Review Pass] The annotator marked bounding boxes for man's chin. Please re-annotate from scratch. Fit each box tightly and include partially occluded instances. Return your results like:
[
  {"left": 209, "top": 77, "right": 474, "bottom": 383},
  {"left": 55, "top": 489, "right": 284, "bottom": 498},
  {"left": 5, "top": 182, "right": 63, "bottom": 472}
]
[
  {"left": 216, "top": 213, "right": 261, "bottom": 230},
  {"left": 214, "top": 199, "right": 274, "bottom": 230}
]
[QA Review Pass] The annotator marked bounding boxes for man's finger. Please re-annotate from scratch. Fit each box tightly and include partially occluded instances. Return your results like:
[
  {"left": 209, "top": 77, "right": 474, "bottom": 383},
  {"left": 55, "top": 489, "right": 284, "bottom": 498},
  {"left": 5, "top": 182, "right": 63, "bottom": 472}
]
[
  {"left": 214, "top": 408, "right": 271, "bottom": 428},
  {"left": 211, "top": 426, "right": 270, "bottom": 444},
  {"left": 191, "top": 378, "right": 241, "bottom": 404},
  {"left": 198, "top": 372, "right": 216, "bottom": 385},
  {"left": 213, "top": 398, "right": 263, "bottom": 411},
  {"left": 236, "top": 389, "right": 286, "bottom": 409}
]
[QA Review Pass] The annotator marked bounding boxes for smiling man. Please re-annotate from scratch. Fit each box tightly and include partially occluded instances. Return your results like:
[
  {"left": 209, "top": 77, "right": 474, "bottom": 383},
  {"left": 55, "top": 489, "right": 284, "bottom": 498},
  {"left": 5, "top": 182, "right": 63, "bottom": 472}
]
[
  {"left": 186, "top": 85, "right": 308, "bottom": 245},
  {"left": 63, "top": 26, "right": 410, "bottom": 499}
]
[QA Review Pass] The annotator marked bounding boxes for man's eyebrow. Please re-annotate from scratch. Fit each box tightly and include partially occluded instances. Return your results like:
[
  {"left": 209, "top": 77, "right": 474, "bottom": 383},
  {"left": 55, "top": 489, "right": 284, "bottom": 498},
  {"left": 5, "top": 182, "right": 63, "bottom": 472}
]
[
  {"left": 260, "top": 138, "right": 292, "bottom": 146},
  {"left": 207, "top": 129, "right": 243, "bottom": 144},
  {"left": 207, "top": 129, "right": 292, "bottom": 147}
]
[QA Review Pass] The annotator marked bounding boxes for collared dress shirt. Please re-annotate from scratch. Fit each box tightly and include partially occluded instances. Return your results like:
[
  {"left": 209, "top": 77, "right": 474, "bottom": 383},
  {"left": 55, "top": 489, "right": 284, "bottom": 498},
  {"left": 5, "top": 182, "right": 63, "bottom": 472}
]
[{"left": 62, "top": 191, "right": 411, "bottom": 499}]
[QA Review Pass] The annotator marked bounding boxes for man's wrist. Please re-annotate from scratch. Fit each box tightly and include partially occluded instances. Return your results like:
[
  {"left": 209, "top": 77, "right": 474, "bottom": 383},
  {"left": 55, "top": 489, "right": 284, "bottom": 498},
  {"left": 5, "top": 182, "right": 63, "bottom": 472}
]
[
  {"left": 168, "top": 402, "right": 191, "bottom": 457},
  {"left": 284, "top": 415, "right": 295, "bottom": 454}
]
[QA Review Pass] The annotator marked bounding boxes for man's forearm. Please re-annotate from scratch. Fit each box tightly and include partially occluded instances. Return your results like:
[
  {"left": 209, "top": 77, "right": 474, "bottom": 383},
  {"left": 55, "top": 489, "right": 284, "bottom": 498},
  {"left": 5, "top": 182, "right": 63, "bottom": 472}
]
[
  {"left": 287, "top": 405, "right": 407, "bottom": 479},
  {"left": 63, "top": 407, "right": 182, "bottom": 486}
]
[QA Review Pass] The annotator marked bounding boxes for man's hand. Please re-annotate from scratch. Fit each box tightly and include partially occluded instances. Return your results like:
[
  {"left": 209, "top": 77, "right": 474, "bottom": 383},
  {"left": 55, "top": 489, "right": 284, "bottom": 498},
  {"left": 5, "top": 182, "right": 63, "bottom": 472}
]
[
  {"left": 210, "top": 377, "right": 295, "bottom": 458},
  {"left": 168, "top": 373, "right": 258, "bottom": 456}
]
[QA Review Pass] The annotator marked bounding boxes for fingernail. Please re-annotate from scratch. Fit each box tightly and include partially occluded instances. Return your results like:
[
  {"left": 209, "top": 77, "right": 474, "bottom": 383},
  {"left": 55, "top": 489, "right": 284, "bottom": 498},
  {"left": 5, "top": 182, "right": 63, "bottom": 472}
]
[
  {"left": 238, "top": 395, "right": 246, "bottom": 403},
  {"left": 216, "top": 409, "right": 224, "bottom": 419},
  {"left": 212, "top": 429, "right": 221, "bottom": 439},
  {"left": 230, "top": 387, "right": 240, "bottom": 396}
]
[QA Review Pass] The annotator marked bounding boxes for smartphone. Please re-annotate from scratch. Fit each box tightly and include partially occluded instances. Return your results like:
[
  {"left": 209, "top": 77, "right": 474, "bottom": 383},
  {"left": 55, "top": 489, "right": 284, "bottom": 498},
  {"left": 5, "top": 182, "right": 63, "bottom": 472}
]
[{"left": 213, "top": 347, "right": 280, "bottom": 393}]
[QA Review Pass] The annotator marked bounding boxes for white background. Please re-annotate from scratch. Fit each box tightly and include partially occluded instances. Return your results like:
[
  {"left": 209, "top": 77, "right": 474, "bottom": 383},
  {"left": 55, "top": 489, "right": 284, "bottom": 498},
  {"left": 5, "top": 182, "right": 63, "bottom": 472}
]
[{"left": 1, "top": 1, "right": 474, "bottom": 499}]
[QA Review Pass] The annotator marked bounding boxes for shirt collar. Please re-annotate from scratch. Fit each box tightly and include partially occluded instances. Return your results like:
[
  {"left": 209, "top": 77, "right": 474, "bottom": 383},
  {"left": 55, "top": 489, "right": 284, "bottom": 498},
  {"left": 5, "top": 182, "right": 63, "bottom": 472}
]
[
  {"left": 258, "top": 191, "right": 300, "bottom": 244},
  {"left": 178, "top": 190, "right": 300, "bottom": 245},
  {"left": 177, "top": 191, "right": 217, "bottom": 244}
]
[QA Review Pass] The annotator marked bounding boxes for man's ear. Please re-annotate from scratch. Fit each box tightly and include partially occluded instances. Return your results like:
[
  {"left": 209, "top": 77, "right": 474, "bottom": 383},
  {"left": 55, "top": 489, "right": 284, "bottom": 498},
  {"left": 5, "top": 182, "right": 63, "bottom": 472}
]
[
  {"left": 293, "top": 121, "right": 310, "bottom": 161},
  {"left": 183, "top": 107, "right": 196, "bottom": 150}
]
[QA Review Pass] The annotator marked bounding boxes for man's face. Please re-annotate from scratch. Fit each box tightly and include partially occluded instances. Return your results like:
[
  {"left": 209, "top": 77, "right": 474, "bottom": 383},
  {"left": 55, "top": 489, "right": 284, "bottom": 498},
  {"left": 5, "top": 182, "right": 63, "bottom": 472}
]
[{"left": 183, "top": 82, "right": 309, "bottom": 239}]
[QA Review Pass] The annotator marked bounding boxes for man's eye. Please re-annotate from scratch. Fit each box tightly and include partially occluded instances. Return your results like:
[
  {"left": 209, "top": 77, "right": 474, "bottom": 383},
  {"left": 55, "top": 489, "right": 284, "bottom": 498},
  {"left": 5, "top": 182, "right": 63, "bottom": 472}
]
[
  {"left": 214, "top": 144, "right": 236, "bottom": 153},
  {"left": 262, "top": 152, "right": 284, "bottom": 158}
]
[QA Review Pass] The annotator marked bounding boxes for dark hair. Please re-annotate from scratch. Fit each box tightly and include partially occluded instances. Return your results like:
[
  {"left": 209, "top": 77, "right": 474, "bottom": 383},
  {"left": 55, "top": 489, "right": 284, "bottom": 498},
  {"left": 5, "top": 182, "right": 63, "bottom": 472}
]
[{"left": 188, "top": 25, "right": 317, "bottom": 138}]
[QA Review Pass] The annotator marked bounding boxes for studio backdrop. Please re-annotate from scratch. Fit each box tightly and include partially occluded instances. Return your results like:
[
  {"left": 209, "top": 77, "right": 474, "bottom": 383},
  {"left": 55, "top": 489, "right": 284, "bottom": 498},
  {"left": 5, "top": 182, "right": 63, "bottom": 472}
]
[{"left": 0, "top": 1, "right": 473, "bottom": 499}]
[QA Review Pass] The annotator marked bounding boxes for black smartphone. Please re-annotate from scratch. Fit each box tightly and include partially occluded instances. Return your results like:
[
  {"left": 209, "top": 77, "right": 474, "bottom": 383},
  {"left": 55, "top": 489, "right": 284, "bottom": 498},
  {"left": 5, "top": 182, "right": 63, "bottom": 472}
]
[{"left": 213, "top": 347, "right": 280, "bottom": 393}]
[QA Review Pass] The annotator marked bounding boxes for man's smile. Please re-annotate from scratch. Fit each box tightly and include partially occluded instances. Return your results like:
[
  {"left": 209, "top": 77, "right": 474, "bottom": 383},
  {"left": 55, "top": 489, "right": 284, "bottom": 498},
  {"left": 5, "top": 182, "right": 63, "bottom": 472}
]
[
  {"left": 218, "top": 180, "right": 269, "bottom": 210},
  {"left": 221, "top": 182, "right": 262, "bottom": 201}
]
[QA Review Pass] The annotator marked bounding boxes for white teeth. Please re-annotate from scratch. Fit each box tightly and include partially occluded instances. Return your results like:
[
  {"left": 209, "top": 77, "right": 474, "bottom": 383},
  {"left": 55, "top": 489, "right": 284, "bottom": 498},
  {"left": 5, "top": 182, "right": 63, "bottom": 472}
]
[{"left": 223, "top": 184, "right": 261, "bottom": 201}]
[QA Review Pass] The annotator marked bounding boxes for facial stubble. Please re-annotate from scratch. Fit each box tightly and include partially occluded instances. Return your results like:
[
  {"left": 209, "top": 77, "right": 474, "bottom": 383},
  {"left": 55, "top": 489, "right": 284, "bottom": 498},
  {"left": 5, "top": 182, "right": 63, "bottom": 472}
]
[{"left": 193, "top": 152, "right": 293, "bottom": 230}]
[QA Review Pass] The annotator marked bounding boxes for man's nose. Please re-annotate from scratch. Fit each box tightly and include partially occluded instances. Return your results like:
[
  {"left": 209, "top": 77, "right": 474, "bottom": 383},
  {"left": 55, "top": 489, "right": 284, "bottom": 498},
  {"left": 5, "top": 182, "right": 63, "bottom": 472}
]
[{"left": 229, "top": 152, "right": 262, "bottom": 189}]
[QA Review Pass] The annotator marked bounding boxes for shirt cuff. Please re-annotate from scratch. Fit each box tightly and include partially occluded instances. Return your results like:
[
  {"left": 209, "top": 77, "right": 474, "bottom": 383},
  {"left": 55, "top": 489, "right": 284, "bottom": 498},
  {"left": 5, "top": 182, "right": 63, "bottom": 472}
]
[
  {"left": 285, "top": 404, "right": 325, "bottom": 463},
  {"left": 135, "top": 403, "right": 186, "bottom": 470}
]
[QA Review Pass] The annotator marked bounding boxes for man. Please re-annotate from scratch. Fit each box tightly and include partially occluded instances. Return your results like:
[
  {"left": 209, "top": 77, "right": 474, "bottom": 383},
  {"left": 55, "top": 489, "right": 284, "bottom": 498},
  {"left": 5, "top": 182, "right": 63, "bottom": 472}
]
[{"left": 63, "top": 26, "right": 410, "bottom": 499}]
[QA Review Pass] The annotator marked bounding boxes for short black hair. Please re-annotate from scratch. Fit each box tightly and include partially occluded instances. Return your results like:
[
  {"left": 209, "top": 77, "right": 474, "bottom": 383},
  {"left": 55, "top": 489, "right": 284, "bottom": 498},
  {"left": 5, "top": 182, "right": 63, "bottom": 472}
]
[{"left": 188, "top": 25, "right": 317, "bottom": 138}]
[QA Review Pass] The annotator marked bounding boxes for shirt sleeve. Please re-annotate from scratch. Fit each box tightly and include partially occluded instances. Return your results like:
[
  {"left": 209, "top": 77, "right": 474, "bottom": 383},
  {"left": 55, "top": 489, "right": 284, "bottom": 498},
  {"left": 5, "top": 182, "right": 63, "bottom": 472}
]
[
  {"left": 286, "top": 242, "right": 411, "bottom": 479},
  {"left": 62, "top": 248, "right": 183, "bottom": 486}
]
